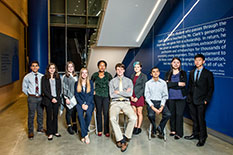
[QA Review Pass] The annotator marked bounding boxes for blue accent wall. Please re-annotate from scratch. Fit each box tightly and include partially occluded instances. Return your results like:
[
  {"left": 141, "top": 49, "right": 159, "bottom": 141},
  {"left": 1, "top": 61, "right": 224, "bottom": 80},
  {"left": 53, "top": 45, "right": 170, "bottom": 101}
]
[
  {"left": 28, "top": 0, "right": 48, "bottom": 73},
  {"left": 123, "top": 0, "right": 233, "bottom": 137}
]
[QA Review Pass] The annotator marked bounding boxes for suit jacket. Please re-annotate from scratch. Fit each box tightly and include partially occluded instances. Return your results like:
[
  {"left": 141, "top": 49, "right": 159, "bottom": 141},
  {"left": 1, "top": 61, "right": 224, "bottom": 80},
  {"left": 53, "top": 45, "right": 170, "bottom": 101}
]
[
  {"left": 74, "top": 80, "right": 94, "bottom": 106},
  {"left": 131, "top": 72, "right": 147, "bottom": 99},
  {"left": 41, "top": 76, "right": 62, "bottom": 106},
  {"left": 187, "top": 68, "right": 214, "bottom": 105},
  {"left": 164, "top": 70, "right": 187, "bottom": 97}
]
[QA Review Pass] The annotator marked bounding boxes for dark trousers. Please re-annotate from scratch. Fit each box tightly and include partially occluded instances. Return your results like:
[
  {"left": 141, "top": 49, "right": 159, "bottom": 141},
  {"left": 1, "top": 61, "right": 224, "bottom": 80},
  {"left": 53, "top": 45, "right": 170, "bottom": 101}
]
[
  {"left": 76, "top": 103, "right": 94, "bottom": 138},
  {"left": 188, "top": 103, "right": 207, "bottom": 140},
  {"left": 167, "top": 99, "right": 186, "bottom": 137},
  {"left": 27, "top": 96, "right": 44, "bottom": 134},
  {"left": 94, "top": 95, "right": 110, "bottom": 134},
  {"left": 46, "top": 102, "right": 59, "bottom": 135},
  {"left": 147, "top": 100, "right": 171, "bottom": 133},
  {"left": 65, "top": 106, "right": 77, "bottom": 125}
]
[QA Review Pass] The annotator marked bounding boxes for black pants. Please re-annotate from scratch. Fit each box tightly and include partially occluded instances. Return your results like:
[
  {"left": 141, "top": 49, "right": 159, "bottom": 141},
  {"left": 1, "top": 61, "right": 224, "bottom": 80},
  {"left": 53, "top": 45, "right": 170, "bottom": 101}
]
[
  {"left": 94, "top": 95, "right": 110, "bottom": 134},
  {"left": 188, "top": 103, "right": 207, "bottom": 140},
  {"left": 167, "top": 99, "right": 186, "bottom": 137},
  {"left": 147, "top": 100, "right": 171, "bottom": 133},
  {"left": 27, "top": 96, "right": 44, "bottom": 134},
  {"left": 65, "top": 106, "right": 77, "bottom": 125},
  {"left": 46, "top": 103, "right": 59, "bottom": 135}
]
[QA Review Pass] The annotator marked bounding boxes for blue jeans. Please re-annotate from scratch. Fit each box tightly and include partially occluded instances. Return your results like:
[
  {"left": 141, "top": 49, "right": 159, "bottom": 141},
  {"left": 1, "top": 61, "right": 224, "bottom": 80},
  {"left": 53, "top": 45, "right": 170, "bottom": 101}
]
[
  {"left": 76, "top": 104, "right": 94, "bottom": 137},
  {"left": 147, "top": 100, "right": 171, "bottom": 133}
]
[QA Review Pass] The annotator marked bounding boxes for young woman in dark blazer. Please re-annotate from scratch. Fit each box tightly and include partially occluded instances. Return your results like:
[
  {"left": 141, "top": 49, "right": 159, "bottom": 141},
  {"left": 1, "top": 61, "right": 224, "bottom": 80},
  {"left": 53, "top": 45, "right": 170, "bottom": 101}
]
[
  {"left": 74, "top": 68, "right": 94, "bottom": 144},
  {"left": 41, "top": 63, "right": 62, "bottom": 140},
  {"left": 164, "top": 57, "right": 187, "bottom": 140},
  {"left": 130, "top": 61, "right": 147, "bottom": 135}
]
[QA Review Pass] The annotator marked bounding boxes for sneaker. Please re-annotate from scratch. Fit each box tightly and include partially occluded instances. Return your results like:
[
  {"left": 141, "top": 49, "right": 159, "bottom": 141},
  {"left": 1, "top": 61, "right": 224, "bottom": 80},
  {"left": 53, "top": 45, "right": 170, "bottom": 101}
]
[
  {"left": 67, "top": 126, "right": 74, "bottom": 135},
  {"left": 37, "top": 129, "right": 45, "bottom": 134}
]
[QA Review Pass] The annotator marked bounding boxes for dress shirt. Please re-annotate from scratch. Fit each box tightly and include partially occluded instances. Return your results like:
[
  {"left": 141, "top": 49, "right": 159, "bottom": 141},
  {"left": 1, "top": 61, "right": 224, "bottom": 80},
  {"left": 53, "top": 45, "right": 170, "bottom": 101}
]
[
  {"left": 194, "top": 67, "right": 203, "bottom": 81},
  {"left": 145, "top": 78, "right": 168, "bottom": 107},
  {"left": 22, "top": 72, "right": 43, "bottom": 96},
  {"left": 109, "top": 76, "right": 133, "bottom": 101}
]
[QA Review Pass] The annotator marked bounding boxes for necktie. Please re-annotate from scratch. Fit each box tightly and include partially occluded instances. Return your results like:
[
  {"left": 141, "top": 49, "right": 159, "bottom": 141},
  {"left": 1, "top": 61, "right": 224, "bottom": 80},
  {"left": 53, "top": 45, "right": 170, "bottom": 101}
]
[
  {"left": 195, "top": 70, "right": 200, "bottom": 83},
  {"left": 35, "top": 74, "right": 39, "bottom": 95},
  {"left": 119, "top": 77, "right": 124, "bottom": 100},
  {"left": 119, "top": 77, "right": 123, "bottom": 91}
]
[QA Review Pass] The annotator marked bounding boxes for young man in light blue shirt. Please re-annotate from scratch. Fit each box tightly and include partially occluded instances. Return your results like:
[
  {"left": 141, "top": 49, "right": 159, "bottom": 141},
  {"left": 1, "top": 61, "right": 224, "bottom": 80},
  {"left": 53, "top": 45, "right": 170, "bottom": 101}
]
[
  {"left": 145, "top": 67, "right": 171, "bottom": 139},
  {"left": 22, "top": 61, "right": 44, "bottom": 139}
]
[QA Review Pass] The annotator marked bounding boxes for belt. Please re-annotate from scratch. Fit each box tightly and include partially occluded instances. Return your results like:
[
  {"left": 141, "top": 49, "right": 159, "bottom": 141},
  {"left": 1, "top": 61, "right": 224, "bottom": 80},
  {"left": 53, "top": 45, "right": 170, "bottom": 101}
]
[
  {"left": 28, "top": 94, "right": 41, "bottom": 98},
  {"left": 113, "top": 99, "right": 129, "bottom": 102}
]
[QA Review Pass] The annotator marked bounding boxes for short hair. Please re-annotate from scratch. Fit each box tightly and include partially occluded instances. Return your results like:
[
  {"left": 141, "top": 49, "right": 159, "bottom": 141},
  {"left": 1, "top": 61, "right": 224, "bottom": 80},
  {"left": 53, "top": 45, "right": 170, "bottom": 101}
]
[
  {"left": 133, "top": 61, "right": 142, "bottom": 67},
  {"left": 97, "top": 60, "right": 107, "bottom": 67},
  {"left": 115, "top": 63, "right": 125, "bottom": 70},
  {"left": 194, "top": 54, "right": 205, "bottom": 60},
  {"left": 30, "top": 60, "right": 39, "bottom": 66},
  {"left": 150, "top": 66, "right": 160, "bottom": 73}
]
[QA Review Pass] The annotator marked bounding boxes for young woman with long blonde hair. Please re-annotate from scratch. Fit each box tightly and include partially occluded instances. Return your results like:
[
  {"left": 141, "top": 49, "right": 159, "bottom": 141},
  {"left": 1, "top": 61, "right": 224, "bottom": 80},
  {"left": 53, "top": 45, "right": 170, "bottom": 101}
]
[{"left": 74, "top": 68, "right": 94, "bottom": 144}]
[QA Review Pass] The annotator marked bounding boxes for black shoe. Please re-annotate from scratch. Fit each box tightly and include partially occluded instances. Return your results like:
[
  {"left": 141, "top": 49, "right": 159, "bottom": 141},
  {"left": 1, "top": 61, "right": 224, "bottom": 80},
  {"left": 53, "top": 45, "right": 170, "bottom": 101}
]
[
  {"left": 156, "top": 127, "right": 164, "bottom": 139},
  {"left": 133, "top": 127, "right": 138, "bottom": 135},
  {"left": 196, "top": 139, "right": 206, "bottom": 147},
  {"left": 54, "top": 133, "right": 61, "bottom": 137},
  {"left": 169, "top": 132, "right": 176, "bottom": 136},
  {"left": 72, "top": 124, "right": 77, "bottom": 133},
  {"left": 174, "top": 135, "right": 181, "bottom": 140},
  {"left": 67, "top": 126, "right": 74, "bottom": 135},
  {"left": 184, "top": 134, "right": 199, "bottom": 140},
  {"left": 48, "top": 135, "right": 53, "bottom": 141},
  {"left": 135, "top": 128, "right": 142, "bottom": 135}
]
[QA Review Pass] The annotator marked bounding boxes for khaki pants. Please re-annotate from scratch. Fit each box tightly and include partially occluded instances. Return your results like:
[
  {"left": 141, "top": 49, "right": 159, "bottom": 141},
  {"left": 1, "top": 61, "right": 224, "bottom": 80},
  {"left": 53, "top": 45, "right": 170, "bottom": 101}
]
[{"left": 110, "top": 101, "right": 137, "bottom": 142}]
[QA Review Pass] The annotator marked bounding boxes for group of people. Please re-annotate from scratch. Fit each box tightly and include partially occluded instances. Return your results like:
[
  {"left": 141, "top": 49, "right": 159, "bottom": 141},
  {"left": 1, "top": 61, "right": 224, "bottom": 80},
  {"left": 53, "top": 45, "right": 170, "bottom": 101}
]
[{"left": 22, "top": 53, "right": 214, "bottom": 152}]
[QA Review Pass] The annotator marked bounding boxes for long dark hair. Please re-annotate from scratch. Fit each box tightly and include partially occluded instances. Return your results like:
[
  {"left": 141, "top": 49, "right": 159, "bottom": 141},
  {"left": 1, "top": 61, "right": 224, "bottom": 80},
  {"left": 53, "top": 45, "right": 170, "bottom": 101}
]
[
  {"left": 45, "top": 63, "right": 60, "bottom": 79},
  {"left": 168, "top": 57, "right": 184, "bottom": 81}
]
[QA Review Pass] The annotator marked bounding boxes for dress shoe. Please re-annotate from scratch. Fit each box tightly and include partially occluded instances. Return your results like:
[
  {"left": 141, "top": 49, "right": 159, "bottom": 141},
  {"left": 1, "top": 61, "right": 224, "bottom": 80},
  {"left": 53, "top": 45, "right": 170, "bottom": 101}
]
[
  {"left": 184, "top": 134, "right": 199, "bottom": 140},
  {"left": 105, "top": 133, "right": 110, "bottom": 137},
  {"left": 28, "top": 133, "right": 34, "bottom": 140},
  {"left": 196, "top": 139, "right": 206, "bottom": 147},
  {"left": 67, "top": 126, "right": 74, "bottom": 135},
  {"left": 48, "top": 135, "right": 53, "bottom": 141},
  {"left": 174, "top": 135, "right": 181, "bottom": 140},
  {"left": 133, "top": 127, "right": 138, "bottom": 135},
  {"left": 72, "top": 124, "right": 78, "bottom": 133},
  {"left": 135, "top": 128, "right": 142, "bottom": 135},
  {"left": 116, "top": 141, "right": 122, "bottom": 148},
  {"left": 54, "top": 133, "right": 61, "bottom": 137},
  {"left": 169, "top": 132, "right": 176, "bottom": 136},
  {"left": 157, "top": 127, "right": 164, "bottom": 139},
  {"left": 121, "top": 142, "right": 128, "bottom": 152}
]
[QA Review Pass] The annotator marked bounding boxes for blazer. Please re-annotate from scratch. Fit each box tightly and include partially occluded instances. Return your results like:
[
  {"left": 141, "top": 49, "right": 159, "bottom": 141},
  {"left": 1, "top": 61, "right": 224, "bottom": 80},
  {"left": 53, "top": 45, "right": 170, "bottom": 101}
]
[
  {"left": 187, "top": 68, "right": 214, "bottom": 105},
  {"left": 74, "top": 80, "right": 94, "bottom": 106},
  {"left": 131, "top": 72, "right": 148, "bottom": 99},
  {"left": 41, "top": 76, "right": 62, "bottom": 106},
  {"left": 164, "top": 70, "right": 187, "bottom": 97}
]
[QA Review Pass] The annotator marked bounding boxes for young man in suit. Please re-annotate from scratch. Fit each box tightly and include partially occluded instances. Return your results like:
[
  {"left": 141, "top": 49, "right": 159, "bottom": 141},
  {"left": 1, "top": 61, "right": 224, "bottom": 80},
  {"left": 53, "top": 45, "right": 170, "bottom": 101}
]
[{"left": 184, "top": 54, "right": 214, "bottom": 147}]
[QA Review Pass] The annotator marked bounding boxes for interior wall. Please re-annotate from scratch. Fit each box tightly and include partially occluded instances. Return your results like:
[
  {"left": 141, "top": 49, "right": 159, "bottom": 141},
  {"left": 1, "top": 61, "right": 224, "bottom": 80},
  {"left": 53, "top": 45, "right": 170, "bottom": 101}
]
[
  {"left": 0, "top": 1, "right": 27, "bottom": 111},
  {"left": 122, "top": 0, "right": 233, "bottom": 138},
  {"left": 87, "top": 47, "right": 129, "bottom": 77}
]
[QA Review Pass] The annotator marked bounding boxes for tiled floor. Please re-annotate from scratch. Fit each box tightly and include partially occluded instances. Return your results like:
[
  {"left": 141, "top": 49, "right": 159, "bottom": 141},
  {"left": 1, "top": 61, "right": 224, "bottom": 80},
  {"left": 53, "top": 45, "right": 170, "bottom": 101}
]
[{"left": 0, "top": 96, "right": 232, "bottom": 155}]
